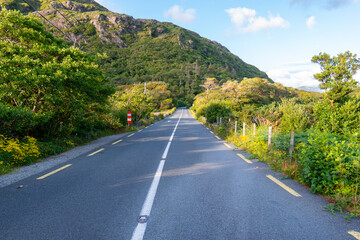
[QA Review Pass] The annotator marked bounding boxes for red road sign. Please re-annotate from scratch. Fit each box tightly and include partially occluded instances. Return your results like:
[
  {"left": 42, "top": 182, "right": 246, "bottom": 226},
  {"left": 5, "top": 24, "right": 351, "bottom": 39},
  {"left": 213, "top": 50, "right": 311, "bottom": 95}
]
[{"left": 127, "top": 111, "right": 131, "bottom": 124}]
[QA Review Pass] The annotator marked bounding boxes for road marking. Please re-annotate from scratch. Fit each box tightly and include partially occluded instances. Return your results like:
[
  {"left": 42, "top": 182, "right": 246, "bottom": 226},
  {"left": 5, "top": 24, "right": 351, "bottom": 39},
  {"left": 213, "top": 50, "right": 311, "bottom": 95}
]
[
  {"left": 162, "top": 142, "right": 171, "bottom": 159},
  {"left": 224, "top": 143, "right": 232, "bottom": 149},
  {"left": 237, "top": 153, "right": 253, "bottom": 164},
  {"left": 37, "top": 164, "right": 72, "bottom": 180},
  {"left": 138, "top": 129, "right": 143, "bottom": 132},
  {"left": 266, "top": 175, "right": 302, "bottom": 197},
  {"left": 87, "top": 148, "right": 104, "bottom": 157},
  {"left": 349, "top": 231, "right": 360, "bottom": 239},
  {"left": 128, "top": 133, "right": 135, "bottom": 138},
  {"left": 132, "top": 159, "right": 165, "bottom": 240},
  {"left": 131, "top": 110, "right": 183, "bottom": 240},
  {"left": 112, "top": 139, "right": 123, "bottom": 145},
  {"left": 215, "top": 136, "right": 221, "bottom": 140}
]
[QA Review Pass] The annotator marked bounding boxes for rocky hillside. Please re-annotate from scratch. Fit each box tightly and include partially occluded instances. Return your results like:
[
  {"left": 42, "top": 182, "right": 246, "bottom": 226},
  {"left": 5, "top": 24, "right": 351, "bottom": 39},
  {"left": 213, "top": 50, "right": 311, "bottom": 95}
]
[{"left": 1, "top": 0, "right": 271, "bottom": 105}]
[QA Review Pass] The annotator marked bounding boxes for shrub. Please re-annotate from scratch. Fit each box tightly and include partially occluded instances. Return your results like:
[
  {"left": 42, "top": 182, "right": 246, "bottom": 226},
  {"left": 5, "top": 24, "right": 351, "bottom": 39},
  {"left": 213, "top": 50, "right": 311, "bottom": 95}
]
[
  {"left": 205, "top": 100, "right": 233, "bottom": 123},
  {"left": 314, "top": 98, "right": 360, "bottom": 135},
  {"left": 298, "top": 130, "right": 360, "bottom": 195},
  {"left": 279, "top": 98, "right": 311, "bottom": 133},
  {"left": 0, "top": 135, "right": 40, "bottom": 174}
]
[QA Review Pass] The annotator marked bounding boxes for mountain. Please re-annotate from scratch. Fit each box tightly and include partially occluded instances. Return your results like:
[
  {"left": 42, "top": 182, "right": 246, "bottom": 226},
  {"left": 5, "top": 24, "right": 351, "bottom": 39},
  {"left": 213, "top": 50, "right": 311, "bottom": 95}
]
[
  {"left": 296, "top": 85, "right": 322, "bottom": 92},
  {"left": 1, "top": 0, "right": 271, "bottom": 105}
]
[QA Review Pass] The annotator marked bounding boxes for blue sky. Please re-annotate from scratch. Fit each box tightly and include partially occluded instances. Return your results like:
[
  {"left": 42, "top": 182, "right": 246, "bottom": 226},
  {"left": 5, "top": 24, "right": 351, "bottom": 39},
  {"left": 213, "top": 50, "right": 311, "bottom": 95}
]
[{"left": 95, "top": 0, "right": 360, "bottom": 90}]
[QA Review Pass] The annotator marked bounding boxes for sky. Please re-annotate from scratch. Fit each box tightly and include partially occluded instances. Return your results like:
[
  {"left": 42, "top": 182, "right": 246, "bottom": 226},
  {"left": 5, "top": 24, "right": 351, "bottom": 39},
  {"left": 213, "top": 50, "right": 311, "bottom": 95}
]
[{"left": 95, "top": 0, "right": 360, "bottom": 90}]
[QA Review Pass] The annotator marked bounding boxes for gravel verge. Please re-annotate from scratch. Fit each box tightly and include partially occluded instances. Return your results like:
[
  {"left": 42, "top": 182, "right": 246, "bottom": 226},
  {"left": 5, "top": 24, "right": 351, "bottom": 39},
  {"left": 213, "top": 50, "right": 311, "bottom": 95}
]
[{"left": 0, "top": 132, "right": 128, "bottom": 188}]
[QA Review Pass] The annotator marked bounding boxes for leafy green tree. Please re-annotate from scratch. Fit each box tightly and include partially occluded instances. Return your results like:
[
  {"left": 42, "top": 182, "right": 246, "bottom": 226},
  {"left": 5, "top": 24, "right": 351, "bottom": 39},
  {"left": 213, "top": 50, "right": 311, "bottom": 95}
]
[
  {"left": 0, "top": 8, "right": 114, "bottom": 137},
  {"left": 313, "top": 98, "right": 360, "bottom": 135},
  {"left": 279, "top": 98, "right": 311, "bottom": 133},
  {"left": 111, "top": 82, "right": 172, "bottom": 122},
  {"left": 205, "top": 100, "right": 233, "bottom": 123},
  {"left": 312, "top": 51, "right": 360, "bottom": 106}
]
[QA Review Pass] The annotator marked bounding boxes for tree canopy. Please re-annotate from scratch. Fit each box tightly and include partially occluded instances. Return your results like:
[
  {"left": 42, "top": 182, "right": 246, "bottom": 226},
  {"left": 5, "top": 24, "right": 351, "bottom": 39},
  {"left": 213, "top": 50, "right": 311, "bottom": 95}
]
[
  {"left": 312, "top": 51, "right": 360, "bottom": 105},
  {"left": 0, "top": 8, "right": 114, "bottom": 138}
]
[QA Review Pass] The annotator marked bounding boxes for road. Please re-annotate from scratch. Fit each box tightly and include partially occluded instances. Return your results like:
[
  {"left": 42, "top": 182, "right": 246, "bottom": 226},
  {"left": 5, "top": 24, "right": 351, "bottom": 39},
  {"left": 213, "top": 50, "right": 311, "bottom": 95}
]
[{"left": 0, "top": 109, "right": 359, "bottom": 240}]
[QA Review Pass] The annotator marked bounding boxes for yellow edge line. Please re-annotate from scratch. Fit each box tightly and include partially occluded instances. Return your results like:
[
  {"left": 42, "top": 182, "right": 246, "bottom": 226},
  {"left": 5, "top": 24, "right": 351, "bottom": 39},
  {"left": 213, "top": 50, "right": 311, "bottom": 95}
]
[
  {"left": 37, "top": 164, "right": 72, "bottom": 180},
  {"left": 215, "top": 136, "right": 221, "bottom": 140},
  {"left": 87, "top": 148, "right": 105, "bottom": 157},
  {"left": 266, "top": 175, "right": 302, "bottom": 197},
  {"left": 224, "top": 143, "right": 232, "bottom": 149},
  {"left": 237, "top": 153, "right": 253, "bottom": 164},
  {"left": 127, "top": 133, "right": 135, "bottom": 138},
  {"left": 349, "top": 231, "right": 360, "bottom": 239},
  {"left": 112, "top": 139, "right": 123, "bottom": 145}
]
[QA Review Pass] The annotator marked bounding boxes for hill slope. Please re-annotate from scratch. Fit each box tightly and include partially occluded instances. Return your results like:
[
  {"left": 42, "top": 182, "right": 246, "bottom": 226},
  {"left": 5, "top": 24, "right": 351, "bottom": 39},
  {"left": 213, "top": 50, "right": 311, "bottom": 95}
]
[{"left": 1, "top": 0, "right": 271, "bottom": 104}]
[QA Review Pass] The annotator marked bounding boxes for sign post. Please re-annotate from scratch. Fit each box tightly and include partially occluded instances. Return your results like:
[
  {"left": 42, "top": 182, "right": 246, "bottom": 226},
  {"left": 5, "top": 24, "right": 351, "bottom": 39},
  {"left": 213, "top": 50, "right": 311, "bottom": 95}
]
[{"left": 127, "top": 111, "right": 131, "bottom": 126}]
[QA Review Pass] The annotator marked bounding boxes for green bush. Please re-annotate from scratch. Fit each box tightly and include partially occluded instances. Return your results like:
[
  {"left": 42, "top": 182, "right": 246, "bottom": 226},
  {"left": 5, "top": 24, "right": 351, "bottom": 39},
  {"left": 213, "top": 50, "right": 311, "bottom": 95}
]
[
  {"left": 195, "top": 104, "right": 207, "bottom": 119},
  {"left": 279, "top": 98, "right": 311, "bottom": 133},
  {"left": 0, "top": 103, "right": 52, "bottom": 138},
  {"left": 314, "top": 98, "right": 360, "bottom": 135},
  {"left": 205, "top": 100, "right": 233, "bottom": 123},
  {"left": 298, "top": 130, "right": 360, "bottom": 195}
]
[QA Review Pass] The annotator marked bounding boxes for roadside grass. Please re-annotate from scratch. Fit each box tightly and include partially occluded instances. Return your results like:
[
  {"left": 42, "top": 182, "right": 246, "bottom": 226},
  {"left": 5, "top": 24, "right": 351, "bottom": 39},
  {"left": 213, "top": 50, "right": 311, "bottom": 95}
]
[{"left": 0, "top": 108, "right": 176, "bottom": 176}]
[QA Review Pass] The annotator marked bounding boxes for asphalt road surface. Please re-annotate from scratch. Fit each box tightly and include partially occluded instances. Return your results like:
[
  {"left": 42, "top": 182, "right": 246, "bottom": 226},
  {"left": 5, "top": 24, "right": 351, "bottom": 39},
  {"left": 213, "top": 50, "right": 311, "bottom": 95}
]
[{"left": 1, "top": 109, "right": 359, "bottom": 240}]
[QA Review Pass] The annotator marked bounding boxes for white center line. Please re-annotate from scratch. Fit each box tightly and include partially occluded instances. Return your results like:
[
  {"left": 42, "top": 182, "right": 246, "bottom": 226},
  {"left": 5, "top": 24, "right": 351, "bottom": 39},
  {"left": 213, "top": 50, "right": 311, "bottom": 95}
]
[{"left": 131, "top": 110, "right": 183, "bottom": 240}]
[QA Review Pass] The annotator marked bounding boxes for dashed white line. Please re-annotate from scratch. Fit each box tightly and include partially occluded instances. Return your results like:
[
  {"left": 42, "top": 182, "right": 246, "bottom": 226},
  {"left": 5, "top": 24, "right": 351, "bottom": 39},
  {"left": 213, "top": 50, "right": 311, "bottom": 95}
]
[{"left": 131, "top": 110, "right": 183, "bottom": 240}]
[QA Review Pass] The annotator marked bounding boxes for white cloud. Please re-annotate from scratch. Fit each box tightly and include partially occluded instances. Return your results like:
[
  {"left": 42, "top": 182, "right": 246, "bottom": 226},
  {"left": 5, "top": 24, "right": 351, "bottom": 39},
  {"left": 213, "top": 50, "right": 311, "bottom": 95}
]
[
  {"left": 306, "top": 16, "right": 316, "bottom": 29},
  {"left": 225, "top": 7, "right": 290, "bottom": 33},
  {"left": 267, "top": 62, "right": 322, "bottom": 90},
  {"left": 164, "top": 5, "right": 196, "bottom": 24},
  {"left": 291, "top": 0, "right": 359, "bottom": 9},
  {"left": 354, "top": 72, "right": 360, "bottom": 82}
]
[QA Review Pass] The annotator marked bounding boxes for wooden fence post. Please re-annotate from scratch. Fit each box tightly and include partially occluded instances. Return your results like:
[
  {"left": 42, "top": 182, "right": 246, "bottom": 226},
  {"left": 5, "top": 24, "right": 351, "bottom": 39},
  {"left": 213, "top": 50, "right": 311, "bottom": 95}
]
[
  {"left": 289, "top": 131, "right": 295, "bottom": 162},
  {"left": 243, "top": 122, "right": 246, "bottom": 136},
  {"left": 268, "top": 126, "right": 272, "bottom": 147}
]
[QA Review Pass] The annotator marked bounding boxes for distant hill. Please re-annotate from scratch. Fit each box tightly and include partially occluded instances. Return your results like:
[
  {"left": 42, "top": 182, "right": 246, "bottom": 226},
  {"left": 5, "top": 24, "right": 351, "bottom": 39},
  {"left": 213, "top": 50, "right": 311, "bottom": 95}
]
[
  {"left": 297, "top": 85, "right": 322, "bottom": 92},
  {"left": 1, "top": 0, "right": 271, "bottom": 105}
]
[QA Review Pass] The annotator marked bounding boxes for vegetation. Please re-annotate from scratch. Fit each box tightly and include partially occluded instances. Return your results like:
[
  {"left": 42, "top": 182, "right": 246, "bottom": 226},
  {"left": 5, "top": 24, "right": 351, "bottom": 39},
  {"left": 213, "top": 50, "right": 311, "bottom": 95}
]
[
  {"left": 192, "top": 52, "right": 360, "bottom": 213},
  {"left": 1, "top": 0, "right": 271, "bottom": 106},
  {"left": 0, "top": 8, "right": 174, "bottom": 174},
  {"left": 3, "top": 0, "right": 359, "bottom": 218}
]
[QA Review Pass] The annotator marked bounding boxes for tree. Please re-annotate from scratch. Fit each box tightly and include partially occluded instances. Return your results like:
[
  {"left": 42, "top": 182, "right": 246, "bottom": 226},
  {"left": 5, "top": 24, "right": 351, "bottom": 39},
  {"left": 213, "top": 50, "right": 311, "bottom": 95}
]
[
  {"left": 0, "top": 8, "right": 114, "bottom": 137},
  {"left": 312, "top": 51, "right": 360, "bottom": 106},
  {"left": 201, "top": 77, "right": 219, "bottom": 91}
]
